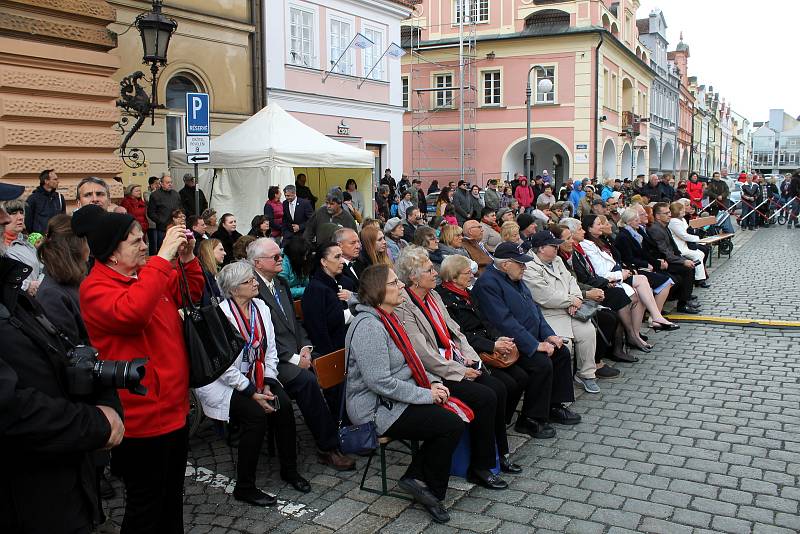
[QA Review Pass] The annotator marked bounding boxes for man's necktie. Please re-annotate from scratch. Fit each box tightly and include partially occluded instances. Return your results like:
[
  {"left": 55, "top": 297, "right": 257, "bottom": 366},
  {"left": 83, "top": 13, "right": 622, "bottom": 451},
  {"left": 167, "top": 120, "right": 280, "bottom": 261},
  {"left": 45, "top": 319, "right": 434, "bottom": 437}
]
[{"left": 272, "top": 284, "right": 286, "bottom": 318}]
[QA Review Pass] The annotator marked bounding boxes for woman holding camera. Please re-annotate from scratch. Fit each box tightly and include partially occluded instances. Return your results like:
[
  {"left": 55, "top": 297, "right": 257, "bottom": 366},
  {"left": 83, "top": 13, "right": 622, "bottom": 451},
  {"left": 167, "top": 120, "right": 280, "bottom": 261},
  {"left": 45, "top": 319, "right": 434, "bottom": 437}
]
[
  {"left": 76, "top": 204, "right": 203, "bottom": 534},
  {"left": 194, "top": 261, "right": 308, "bottom": 504}
]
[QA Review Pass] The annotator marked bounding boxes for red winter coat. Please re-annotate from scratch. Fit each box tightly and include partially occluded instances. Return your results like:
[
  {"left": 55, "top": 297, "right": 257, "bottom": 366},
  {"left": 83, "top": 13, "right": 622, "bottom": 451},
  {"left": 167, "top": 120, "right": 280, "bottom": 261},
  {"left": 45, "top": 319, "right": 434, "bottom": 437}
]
[
  {"left": 514, "top": 179, "right": 535, "bottom": 209},
  {"left": 80, "top": 256, "right": 203, "bottom": 438},
  {"left": 120, "top": 195, "right": 149, "bottom": 233},
  {"left": 686, "top": 180, "right": 704, "bottom": 209}
]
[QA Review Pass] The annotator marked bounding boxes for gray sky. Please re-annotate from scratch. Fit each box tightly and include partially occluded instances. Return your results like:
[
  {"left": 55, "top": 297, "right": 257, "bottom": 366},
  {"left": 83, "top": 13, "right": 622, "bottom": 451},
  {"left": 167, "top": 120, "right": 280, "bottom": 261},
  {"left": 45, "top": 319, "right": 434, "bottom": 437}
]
[{"left": 637, "top": 0, "right": 799, "bottom": 124}]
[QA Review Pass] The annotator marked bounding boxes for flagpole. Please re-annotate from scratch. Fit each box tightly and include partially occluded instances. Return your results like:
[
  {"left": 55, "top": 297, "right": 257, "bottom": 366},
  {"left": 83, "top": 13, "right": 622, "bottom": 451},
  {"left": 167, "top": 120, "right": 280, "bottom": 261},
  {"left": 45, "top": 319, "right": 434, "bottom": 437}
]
[
  {"left": 323, "top": 33, "right": 370, "bottom": 83},
  {"left": 357, "top": 47, "right": 391, "bottom": 88}
]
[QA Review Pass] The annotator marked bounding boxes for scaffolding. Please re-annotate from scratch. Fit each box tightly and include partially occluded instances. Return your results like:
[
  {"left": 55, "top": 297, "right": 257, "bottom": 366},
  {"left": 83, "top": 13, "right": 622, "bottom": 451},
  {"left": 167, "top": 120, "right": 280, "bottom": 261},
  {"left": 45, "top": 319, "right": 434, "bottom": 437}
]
[{"left": 408, "top": 0, "right": 477, "bottom": 184}]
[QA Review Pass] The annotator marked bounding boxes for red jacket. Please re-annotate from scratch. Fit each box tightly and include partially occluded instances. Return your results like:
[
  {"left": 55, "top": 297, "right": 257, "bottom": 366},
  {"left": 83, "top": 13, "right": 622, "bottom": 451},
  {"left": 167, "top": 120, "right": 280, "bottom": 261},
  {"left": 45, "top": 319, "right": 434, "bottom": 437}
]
[
  {"left": 514, "top": 179, "right": 535, "bottom": 209},
  {"left": 686, "top": 180, "right": 704, "bottom": 209},
  {"left": 120, "top": 195, "right": 149, "bottom": 233},
  {"left": 80, "top": 256, "right": 203, "bottom": 438}
]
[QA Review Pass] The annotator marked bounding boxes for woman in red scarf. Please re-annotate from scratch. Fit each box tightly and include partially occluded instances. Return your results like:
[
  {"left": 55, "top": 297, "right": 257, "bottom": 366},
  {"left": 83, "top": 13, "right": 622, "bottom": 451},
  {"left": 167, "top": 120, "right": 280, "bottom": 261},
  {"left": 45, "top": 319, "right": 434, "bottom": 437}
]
[
  {"left": 395, "top": 246, "right": 514, "bottom": 491},
  {"left": 345, "top": 265, "right": 465, "bottom": 524}
]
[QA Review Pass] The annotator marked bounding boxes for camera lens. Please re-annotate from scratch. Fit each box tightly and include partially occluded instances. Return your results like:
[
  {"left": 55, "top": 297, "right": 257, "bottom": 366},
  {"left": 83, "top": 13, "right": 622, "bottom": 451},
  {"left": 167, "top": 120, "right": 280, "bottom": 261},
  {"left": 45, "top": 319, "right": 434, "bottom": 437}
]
[{"left": 94, "top": 358, "right": 148, "bottom": 396}]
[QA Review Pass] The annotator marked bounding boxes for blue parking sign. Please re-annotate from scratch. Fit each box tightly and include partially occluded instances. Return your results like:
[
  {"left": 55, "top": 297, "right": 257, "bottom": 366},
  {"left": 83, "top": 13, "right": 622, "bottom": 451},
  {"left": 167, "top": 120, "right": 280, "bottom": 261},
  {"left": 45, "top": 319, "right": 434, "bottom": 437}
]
[{"left": 185, "top": 93, "right": 209, "bottom": 136}]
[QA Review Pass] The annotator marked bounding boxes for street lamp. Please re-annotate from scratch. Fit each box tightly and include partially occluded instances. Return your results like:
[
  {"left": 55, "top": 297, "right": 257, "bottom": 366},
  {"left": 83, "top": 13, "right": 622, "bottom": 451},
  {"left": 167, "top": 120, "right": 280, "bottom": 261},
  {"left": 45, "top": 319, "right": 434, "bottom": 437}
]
[
  {"left": 116, "top": 0, "right": 177, "bottom": 168},
  {"left": 525, "top": 66, "right": 554, "bottom": 180}
]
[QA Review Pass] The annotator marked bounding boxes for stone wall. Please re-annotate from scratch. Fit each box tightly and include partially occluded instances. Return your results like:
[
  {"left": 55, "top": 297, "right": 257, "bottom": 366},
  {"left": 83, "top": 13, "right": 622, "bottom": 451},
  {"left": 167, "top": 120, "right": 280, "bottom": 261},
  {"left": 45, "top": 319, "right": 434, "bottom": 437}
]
[{"left": 0, "top": 0, "right": 122, "bottom": 201}]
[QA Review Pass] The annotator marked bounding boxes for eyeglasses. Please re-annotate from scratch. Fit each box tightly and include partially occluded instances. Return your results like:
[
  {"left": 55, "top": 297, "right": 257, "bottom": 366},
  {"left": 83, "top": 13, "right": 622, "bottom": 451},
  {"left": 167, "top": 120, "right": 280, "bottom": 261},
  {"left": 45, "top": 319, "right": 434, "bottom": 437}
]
[
  {"left": 5, "top": 208, "right": 23, "bottom": 215},
  {"left": 422, "top": 266, "right": 436, "bottom": 275},
  {"left": 240, "top": 277, "right": 258, "bottom": 286},
  {"left": 255, "top": 253, "right": 282, "bottom": 262},
  {"left": 386, "top": 278, "right": 403, "bottom": 287}
]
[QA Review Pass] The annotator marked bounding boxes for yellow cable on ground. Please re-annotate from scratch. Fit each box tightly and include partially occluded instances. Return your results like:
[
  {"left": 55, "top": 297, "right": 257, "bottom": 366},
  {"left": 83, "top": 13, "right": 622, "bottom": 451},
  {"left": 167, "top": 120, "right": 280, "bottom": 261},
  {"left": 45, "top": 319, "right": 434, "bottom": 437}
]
[{"left": 665, "top": 314, "right": 800, "bottom": 328}]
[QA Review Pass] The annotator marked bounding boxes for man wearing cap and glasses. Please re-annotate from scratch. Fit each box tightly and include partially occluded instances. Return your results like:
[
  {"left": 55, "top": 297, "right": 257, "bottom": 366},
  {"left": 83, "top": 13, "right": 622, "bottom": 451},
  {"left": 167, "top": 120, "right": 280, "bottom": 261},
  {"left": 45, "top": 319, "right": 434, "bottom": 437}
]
[
  {"left": 472, "top": 242, "right": 581, "bottom": 440},
  {"left": 303, "top": 189, "right": 356, "bottom": 244}
]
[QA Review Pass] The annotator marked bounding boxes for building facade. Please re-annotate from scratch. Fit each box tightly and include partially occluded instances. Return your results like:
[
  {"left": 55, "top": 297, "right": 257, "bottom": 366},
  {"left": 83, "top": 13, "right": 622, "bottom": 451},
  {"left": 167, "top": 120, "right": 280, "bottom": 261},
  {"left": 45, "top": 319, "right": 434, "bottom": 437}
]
[
  {"left": 264, "top": 0, "right": 413, "bottom": 190},
  {"left": 667, "top": 35, "right": 693, "bottom": 180},
  {"left": 0, "top": 0, "right": 121, "bottom": 200},
  {"left": 114, "top": 0, "right": 261, "bottom": 186},
  {"left": 637, "top": 9, "right": 680, "bottom": 177},
  {"left": 751, "top": 109, "right": 800, "bottom": 175},
  {"left": 401, "top": 0, "right": 655, "bottom": 190}
]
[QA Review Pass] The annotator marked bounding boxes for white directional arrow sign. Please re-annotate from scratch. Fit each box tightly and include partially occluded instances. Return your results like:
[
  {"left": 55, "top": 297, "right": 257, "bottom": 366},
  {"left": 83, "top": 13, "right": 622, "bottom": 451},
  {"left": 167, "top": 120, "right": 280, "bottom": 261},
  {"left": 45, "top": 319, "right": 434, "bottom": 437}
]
[{"left": 187, "top": 153, "right": 210, "bottom": 164}]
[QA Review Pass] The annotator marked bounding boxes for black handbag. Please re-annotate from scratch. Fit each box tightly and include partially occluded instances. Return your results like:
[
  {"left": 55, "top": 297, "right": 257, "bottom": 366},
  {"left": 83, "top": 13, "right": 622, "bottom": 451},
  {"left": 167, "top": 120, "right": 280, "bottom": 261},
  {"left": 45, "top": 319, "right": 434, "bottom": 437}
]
[
  {"left": 178, "top": 262, "right": 244, "bottom": 388},
  {"left": 573, "top": 300, "right": 600, "bottom": 322},
  {"left": 337, "top": 320, "right": 379, "bottom": 455}
]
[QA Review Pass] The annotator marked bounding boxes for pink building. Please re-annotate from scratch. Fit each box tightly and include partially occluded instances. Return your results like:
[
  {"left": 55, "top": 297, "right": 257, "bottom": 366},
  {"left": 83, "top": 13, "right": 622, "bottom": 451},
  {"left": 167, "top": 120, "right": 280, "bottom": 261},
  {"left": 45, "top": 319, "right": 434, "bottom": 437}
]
[
  {"left": 265, "top": 0, "right": 414, "bottom": 188},
  {"left": 402, "top": 0, "right": 655, "bottom": 189}
]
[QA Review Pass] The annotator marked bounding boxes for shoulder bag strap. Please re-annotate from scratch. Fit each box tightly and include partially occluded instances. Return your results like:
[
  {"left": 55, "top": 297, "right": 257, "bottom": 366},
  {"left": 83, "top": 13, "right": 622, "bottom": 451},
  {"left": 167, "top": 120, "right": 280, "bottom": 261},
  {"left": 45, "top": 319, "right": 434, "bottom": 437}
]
[{"left": 339, "top": 315, "right": 379, "bottom": 428}]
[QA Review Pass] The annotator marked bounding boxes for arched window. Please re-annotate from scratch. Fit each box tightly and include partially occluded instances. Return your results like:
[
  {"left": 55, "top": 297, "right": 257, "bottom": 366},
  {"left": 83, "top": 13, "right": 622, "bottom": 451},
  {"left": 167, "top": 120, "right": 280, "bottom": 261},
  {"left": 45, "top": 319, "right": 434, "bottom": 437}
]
[
  {"left": 525, "top": 9, "right": 570, "bottom": 33},
  {"left": 166, "top": 74, "right": 203, "bottom": 109},
  {"left": 164, "top": 73, "right": 206, "bottom": 159}
]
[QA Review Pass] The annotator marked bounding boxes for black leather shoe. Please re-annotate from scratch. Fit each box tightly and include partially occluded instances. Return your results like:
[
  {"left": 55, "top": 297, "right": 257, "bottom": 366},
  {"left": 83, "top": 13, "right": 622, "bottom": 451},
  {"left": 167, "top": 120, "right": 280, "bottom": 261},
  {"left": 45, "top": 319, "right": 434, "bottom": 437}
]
[
  {"left": 514, "top": 417, "right": 556, "bottom": 439},
  {"left": 677, "top": 304, "right": 701, "bottom": 314},
  {"left": 651, "top": 322, "right": 680, "bottom": 331},
  {"left": 468, "top": 469, "right": 509, "bottom": 490},
  {"left": 695, "top": 281, "right": 711, "bottom": 288},
  {"left": 499, "top": 455, "right": 523, "bottom": 474},
  {"left": 233, "top": 487, "right": 277, "bottom": 507},
  {"left": 424, "top": 501, "right": 451, "bottom": 523},
  {"left": 398, "top": 477, "right": 439, "bottom": 507},
  {"left": 550, "top": 405, "right": 581, "bottom": 425},
  {"left": 595, "top": 365, "right": 621, "bottom": 379},
  {"left": 281, "top": 473, "right": 311, "bottom": 493},
  {"left": 608, "top": 351, "right": 639, "bottom": 363},
  {"left": 639, "top": 333, "right": 649, "bottom": 341}
]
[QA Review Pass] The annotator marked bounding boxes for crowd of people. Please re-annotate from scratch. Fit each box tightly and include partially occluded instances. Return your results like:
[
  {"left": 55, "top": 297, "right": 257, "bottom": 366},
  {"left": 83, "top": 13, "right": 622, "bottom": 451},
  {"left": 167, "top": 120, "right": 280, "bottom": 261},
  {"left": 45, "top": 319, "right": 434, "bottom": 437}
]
[{"left": 2, "top": 166, "right": 800, "bottom": 531}]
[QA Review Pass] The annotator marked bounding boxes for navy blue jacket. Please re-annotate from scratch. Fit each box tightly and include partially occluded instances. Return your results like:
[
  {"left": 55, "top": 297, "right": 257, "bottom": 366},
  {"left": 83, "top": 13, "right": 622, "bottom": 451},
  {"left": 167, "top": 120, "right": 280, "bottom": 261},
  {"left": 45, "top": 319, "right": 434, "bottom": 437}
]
[
  {"left": 472, "top": 264, "right": 555, "bottom": 358},
  {"left": 301, "top": 269, "right": 347, "bottom": 356},
  {"left": 281, "top": 198, "right": 314, "bottom": 241},
  {"left": 25, "top": 185, "right": 65, "bottom": 234}
]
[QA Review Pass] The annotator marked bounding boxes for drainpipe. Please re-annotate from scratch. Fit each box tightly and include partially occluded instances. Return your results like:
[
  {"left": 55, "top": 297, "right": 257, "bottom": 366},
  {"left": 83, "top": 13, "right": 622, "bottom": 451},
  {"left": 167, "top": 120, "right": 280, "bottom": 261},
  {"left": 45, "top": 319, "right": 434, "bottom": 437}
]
[
  {"left": 689, "top": 109, "right": 695, "bottom": 172},
  {"left": 593, "top": 31, "right": 604, "bottom": 180},
  {"left": 251, "top": 0, "right": 265, "bottom": 110}
]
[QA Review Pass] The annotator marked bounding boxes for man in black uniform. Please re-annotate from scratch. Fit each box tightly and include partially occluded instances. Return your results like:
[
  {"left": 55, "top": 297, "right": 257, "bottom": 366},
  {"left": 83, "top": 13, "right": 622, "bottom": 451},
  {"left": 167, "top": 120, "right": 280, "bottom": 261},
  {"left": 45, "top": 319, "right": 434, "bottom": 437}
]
[{"left": 0, "top": 183, "right": 125, "bottom": 534}]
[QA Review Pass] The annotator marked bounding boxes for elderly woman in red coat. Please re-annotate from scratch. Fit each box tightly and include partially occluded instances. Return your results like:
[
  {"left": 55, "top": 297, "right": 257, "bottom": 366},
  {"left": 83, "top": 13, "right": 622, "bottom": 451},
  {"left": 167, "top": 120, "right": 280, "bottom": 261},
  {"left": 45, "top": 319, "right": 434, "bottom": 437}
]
[
  {"left": 120, "top": 183, "right": 149, "bottom": 234},
  {"left": 74, "top": 204, "right": 203, "bottom": 534},
  {"left": 686, "top": 172, "right": 704, "bottom": 210}
]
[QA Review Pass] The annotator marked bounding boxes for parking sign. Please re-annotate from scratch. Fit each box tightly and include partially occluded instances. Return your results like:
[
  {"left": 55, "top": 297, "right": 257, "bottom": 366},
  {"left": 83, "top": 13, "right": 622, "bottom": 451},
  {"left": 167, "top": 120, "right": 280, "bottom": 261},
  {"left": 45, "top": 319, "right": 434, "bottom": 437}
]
[{"left": 185, "top": 93, "right": 209, "bottom": 136}]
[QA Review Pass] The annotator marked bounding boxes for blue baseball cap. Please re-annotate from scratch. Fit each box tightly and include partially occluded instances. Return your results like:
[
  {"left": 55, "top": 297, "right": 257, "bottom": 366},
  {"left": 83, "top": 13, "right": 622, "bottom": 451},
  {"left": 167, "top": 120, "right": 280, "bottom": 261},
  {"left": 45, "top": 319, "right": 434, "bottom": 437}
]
[{"left": 0, "top": 183, "right": 24, "bottom": 201}]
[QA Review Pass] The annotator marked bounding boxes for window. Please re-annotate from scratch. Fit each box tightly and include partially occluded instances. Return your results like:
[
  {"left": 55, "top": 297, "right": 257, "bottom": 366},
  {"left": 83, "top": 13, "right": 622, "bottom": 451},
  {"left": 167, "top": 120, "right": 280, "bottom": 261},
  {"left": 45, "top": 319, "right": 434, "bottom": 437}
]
[
  {"left": 610, "top": 73, "right": 618, "bottom": 110},
  {"left": 329, "top": 18, "right": 352, "bottom": 75},
  {"left": 402, "top": 76, "right": 409, "bottom": 110},
  {"left": 535, "top": 66, "right": 556, "bottom": 104},
  {"left": 483, "top": 70, "right": 500, "bottom": 106},
  {"left": 790, "top": 153, "right": 796, "bottom": 164},
  {"left": 363, "top": 27, "right": 384, "bottom": 80},
  {"left": 454, "top": 0, "right": 489, "bottom": 24},
  {"left": 435, "top": 74, "right": 453, "bottom": 108},
  {"left": 603, "top": 69, "right": 610, "bottom": 107},
  {"left": 165, "top": 74, "right": 202, "bottom": 159},
  {"left": 289, "top": 6, "right": 315, "bottom": 67}
]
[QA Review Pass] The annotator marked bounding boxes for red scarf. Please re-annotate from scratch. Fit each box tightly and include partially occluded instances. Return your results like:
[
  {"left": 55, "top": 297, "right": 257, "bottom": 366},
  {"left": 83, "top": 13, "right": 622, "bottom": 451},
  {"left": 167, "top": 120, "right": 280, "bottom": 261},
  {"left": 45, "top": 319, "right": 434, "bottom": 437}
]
[
  {"left": 228, "top": 299, "right": 267, "bottom": 388},
  {"left": 573, "top": 242, "right": 597, "bottom": 276},
  {"left": 406, "top": 288, "right": 454, "bottom": 360},
  {"left": 375, "top": 307, "right": 474, "bottom": 423},
  {"left": 441, "top": 281, "right": 471, "bottom": 305}
]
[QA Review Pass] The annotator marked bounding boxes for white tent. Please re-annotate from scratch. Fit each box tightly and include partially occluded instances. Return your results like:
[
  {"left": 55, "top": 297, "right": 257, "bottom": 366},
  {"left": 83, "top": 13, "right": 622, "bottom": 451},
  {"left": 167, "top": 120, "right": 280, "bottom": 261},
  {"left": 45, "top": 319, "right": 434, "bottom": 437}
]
[{"left": 169, "top": 103, "right": 374, "bottom": 226}]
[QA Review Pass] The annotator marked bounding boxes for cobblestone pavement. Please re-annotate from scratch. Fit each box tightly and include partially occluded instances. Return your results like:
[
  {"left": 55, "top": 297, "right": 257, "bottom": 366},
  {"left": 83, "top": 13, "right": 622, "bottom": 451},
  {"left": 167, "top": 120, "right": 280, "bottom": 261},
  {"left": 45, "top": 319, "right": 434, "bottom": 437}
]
[{"left": 101, "top": 226, "right": 800, "bottom": 533}]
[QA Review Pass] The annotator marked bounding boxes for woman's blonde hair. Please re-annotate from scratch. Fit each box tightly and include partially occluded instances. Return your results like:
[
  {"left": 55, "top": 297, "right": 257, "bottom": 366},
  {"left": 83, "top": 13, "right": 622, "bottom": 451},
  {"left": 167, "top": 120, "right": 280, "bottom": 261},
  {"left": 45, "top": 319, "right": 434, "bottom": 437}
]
[
  {"left": 439, "top": 224, "right": 462, "bottom": 247},
  {"left": 669, "top": 201, "right": 686, "bottom": 218},
  {"left": 501, "top": 221, "right": 520, "bottom": 242},
  {"left": 198, "top": 238, "right": 223, "bottom": 273},
  {"left": 360, "top": 225, "right": 393, "bottom": 267},
  {"left": 439, "top": 254, "right": 471, "bottom": 282}
]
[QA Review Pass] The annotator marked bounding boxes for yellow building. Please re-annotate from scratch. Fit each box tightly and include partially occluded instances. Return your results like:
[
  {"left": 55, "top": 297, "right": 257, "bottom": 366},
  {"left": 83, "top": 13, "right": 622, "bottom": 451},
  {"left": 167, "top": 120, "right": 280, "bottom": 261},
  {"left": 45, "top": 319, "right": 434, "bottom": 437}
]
[{"left": 0, "top": 0, "right": 260, "bottom": 201}]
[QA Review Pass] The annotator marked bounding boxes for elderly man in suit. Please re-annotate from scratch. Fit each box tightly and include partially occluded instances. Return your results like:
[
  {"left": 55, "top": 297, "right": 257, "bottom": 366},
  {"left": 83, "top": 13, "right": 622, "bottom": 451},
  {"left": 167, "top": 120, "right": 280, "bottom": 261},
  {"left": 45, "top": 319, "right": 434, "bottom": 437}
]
[
  {"left": 461, "top": 220, "right": 493, "bottom": 274},
  {"left": 645, "top": 203, "right": 699, "bottom": 314},
  {"left": 281, "top": 185, "right": 314, "bottom": 242},
  {"left": 473, "top": 242, "right": 580, "bottom": 440},
  {"left": 248, "top": 238, "right": 355, "bottom": 473}
]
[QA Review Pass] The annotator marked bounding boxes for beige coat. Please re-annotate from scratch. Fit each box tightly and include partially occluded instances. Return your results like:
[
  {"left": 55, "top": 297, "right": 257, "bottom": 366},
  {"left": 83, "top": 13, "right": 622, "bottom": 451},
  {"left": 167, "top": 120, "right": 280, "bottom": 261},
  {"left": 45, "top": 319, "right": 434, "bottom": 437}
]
[
  {"left": 480, "top": 222, "right": 502, "bottom": 253},
  {"left": 523, "top": 254, "right": 583, "bottom": 338},
  {"left": 396, "top": 290, "right": 480, "bottom": 382}
]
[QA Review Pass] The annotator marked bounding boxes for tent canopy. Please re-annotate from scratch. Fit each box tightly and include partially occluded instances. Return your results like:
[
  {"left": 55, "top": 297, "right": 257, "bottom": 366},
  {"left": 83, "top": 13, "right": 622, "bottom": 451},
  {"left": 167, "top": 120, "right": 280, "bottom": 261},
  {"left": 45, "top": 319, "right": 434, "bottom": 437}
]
[{"left": 169, "top": 103, "right": 374, "bottom": 226}]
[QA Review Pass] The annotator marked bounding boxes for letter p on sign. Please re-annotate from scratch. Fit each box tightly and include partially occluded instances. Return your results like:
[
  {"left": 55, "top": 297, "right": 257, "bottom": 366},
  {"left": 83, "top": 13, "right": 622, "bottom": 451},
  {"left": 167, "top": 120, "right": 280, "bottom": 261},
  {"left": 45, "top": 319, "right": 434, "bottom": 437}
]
[{"left": 185, "top": 92, "right": 209, "bottom": 136}]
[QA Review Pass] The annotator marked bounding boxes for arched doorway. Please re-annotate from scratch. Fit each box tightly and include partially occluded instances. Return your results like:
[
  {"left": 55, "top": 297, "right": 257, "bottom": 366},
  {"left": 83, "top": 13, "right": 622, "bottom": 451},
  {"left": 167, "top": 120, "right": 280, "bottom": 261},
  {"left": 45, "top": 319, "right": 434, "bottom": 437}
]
[
  {"left": 621, "top": 143, "right": 632, "bottom": 180},
  {"left": 680, "top": 149, "right": 690, "bottom": 179},
  {"left": 502, "top": 137, "right": 571, "bottom": 191},
  {"left": 602, "top": 139, "right": 616, "bottom": 179},
  {"left": 648, "top": 138, "right": 658, "bottom": 172},
  {"left": 661, "top": 142, "right": 674, "bottom": 172}
]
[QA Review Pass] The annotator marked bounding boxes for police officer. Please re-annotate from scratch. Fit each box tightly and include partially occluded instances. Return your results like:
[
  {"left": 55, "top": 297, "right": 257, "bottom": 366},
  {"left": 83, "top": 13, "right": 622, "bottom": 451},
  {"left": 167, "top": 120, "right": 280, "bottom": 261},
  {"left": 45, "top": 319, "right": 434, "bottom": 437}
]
[{"left": 0, "top": 183, "right": 124, "bottom": 534}]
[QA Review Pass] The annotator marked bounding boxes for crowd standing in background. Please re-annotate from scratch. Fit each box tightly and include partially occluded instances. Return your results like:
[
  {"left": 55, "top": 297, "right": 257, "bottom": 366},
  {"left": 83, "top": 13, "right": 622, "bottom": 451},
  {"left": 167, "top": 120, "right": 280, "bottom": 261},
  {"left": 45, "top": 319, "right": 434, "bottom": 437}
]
[{"left": 2, "top": 166, "right": 800, "bottom": 531}]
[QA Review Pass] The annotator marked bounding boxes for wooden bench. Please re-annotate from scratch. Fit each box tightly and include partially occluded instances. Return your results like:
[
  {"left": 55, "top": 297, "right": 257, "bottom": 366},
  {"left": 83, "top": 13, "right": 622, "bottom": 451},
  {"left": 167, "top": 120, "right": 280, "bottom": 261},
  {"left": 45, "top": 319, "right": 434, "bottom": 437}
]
[
  {"left": 312, "top": 348, "right": 414, "bottom": 499},
  {"left": 293, "top": 299, "right": 303, "bottom": 322},
  {"left": 689, "top": 216, "right": 733, "bottom": 266}
]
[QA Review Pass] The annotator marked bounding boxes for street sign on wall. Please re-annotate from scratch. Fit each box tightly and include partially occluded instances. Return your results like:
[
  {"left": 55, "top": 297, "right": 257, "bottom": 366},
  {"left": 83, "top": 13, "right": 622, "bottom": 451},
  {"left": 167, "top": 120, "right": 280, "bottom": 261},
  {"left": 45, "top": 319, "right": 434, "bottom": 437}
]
[{"left": 185, "top": 92, "right": 210, "bottom": 165}]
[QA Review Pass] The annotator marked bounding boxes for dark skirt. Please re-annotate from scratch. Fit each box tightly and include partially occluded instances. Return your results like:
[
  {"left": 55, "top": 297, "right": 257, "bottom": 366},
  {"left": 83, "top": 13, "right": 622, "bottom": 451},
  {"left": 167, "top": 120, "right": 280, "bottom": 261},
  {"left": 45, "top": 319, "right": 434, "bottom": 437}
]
[
  {"left": 601, "top": 285, "right": 632, "bottom": 311},
  {"left": 629, "top": 269, "right": 672, "bottom": 293}
]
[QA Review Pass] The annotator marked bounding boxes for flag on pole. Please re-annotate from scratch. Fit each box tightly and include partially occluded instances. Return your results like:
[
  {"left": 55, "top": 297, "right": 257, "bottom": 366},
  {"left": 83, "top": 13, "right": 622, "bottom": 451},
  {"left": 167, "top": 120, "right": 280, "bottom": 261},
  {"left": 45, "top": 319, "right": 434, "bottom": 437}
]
[
  {"left": 385, "top": 42, "right": 407, "bottom": 59},
  {"left": 352, "top": 32, "right": 375, "bottom": 49}
]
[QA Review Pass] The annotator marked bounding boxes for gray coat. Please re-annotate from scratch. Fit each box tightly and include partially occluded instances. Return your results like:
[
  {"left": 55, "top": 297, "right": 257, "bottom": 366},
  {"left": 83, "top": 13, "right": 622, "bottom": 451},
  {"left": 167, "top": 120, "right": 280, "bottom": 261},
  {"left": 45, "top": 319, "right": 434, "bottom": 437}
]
[
  {"left": 146, "top": 188, "right": 181, "bottom": 230},
  {"left": 345, "top": 305, "right": 436, "bottom": 435}
]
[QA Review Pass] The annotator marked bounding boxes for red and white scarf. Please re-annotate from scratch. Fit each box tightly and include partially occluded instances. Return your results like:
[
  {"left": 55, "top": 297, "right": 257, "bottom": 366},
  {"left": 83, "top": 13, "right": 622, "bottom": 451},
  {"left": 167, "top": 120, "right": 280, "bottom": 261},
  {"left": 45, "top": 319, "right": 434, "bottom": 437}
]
[{"left": 228, "top": 299, "right": 267, "bottom": 388}]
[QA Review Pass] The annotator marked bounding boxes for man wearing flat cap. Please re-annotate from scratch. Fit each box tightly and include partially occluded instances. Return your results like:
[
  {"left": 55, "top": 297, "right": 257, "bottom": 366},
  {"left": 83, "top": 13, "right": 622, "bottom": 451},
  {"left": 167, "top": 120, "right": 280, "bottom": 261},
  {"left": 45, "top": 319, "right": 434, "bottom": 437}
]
[
  {"left": 472, "top": 241, "right": 581, "bottom": 440},
  {"left": 303, "top": 188, "right": 356, "bottom": 244}
]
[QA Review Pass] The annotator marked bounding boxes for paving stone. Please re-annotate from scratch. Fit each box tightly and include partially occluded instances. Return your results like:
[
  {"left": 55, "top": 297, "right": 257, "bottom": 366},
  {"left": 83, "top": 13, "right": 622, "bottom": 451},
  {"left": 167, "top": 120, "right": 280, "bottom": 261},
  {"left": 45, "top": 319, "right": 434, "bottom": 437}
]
[
  {"left": 312, "top": 498, "right": 368, "bottom": 530},
  {"left": 711, "top": 515, "right": 753, "bottom": 534},
  {"left": 444, "top": 510, "right": 501, "bottom": 532},
  {"left": 639, "top": 517, "right": 693, "bottom": 534},
  {"left": 486, "top": 503, "right": 537, "bottom": 524},
  {"left": 671, "top": 508, "right": 712, "bottom": 528},
  {"left": 589, "top": 508, "right": 642, "bottom": 529}
]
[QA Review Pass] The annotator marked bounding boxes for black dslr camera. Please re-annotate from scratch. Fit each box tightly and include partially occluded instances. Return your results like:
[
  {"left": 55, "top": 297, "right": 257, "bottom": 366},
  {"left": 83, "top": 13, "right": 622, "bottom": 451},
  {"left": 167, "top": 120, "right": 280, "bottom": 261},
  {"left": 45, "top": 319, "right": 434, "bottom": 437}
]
[{"left": 66, "top": 346, "right": 148, "bottom": 396}]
